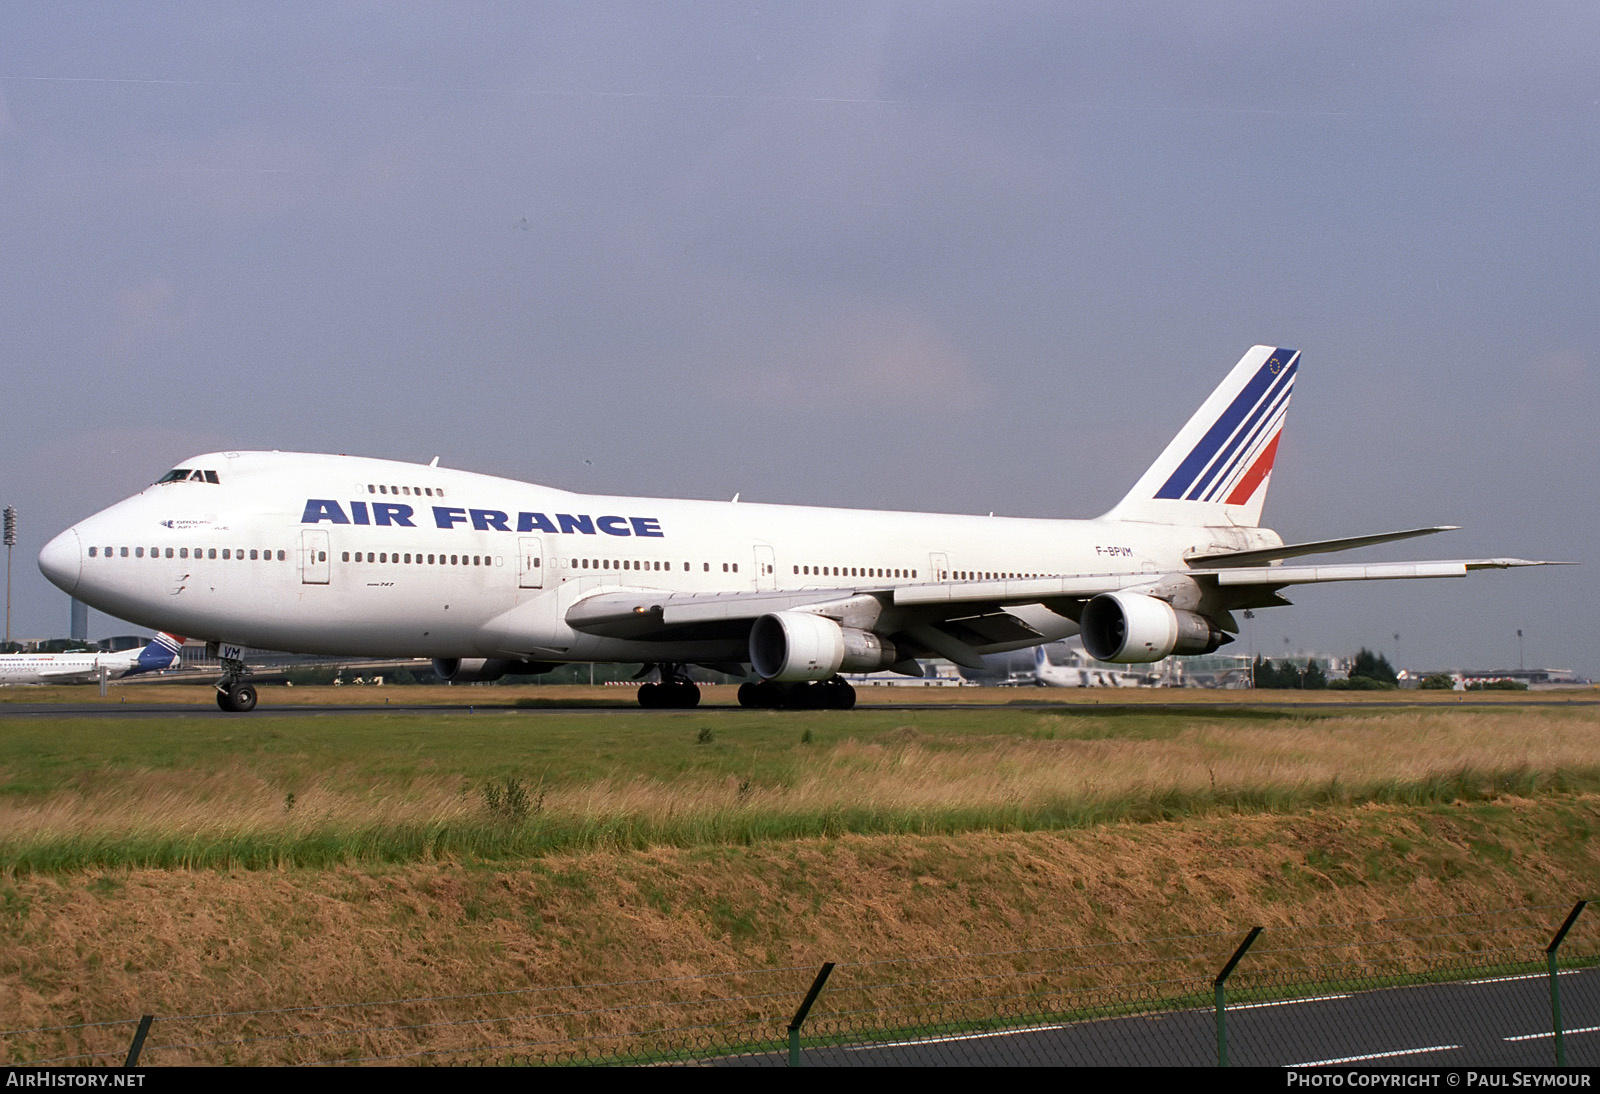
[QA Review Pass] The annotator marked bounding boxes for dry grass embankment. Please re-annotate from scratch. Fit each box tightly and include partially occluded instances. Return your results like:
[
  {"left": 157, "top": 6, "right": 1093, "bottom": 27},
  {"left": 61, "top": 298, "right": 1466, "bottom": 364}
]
[{"left": 2, "top": 699, "right": 1598, "bottom": 1063}]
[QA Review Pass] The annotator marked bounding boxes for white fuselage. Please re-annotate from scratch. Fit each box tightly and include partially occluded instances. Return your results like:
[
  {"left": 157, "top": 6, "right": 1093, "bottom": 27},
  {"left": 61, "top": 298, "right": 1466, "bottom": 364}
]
[
  {"left": 0, "top": 648, "right": 144, "bottom": 685},
  {"left": 40, "top": 451, "right": 1278, "bottom": 664}
]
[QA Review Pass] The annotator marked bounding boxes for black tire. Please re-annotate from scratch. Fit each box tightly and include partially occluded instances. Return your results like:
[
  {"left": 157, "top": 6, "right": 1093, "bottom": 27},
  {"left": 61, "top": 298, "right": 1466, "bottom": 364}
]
[
  {"left": 216, "top": 688, "right": 234, "bottom": 712},
  {"left": 738, "top": 682, "right": 759, "bottom": 708},
  {"left": 831, "top": 681, "right": 857, "bottom": 710},
  {"left": 637, "top": 683, "right": 660, "bottom": 709},
  {"left": 785, "top": 683, "right": 818, "bottom": 710},
  {"left": 676, "top": 682, "right": 701, "bottom": 709},
  {"left": 229, "top": 683, "right": 258, "bottom": 713}
]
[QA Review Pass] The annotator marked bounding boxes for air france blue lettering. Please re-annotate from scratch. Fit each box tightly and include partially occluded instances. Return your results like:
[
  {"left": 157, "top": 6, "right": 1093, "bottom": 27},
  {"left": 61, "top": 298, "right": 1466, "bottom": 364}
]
[
  {"left": 303, "top": 499, "right": 664, "bottom": 536},
  {"left": 302, "top": 499, "right": 350, "bottom": 525},
  {"left": 373, "top": 503, "right": 415, "bottom": 527},
  {"left": 433, "top": 506, "right": 469, "bottom": 529}
]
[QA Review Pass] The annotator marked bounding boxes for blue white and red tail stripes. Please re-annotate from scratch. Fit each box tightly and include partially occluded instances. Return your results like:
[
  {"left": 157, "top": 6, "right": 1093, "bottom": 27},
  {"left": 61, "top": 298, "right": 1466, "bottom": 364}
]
[
  {"left": 1104, "top": 346, "right": 1298, "bottom": 528},
  {"left": 1154, "top": 348, "right": 1296, "bottom": 504}
]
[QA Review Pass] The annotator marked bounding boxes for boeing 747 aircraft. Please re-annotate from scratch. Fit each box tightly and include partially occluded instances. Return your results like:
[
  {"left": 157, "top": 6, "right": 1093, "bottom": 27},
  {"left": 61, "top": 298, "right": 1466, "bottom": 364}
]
[
  {"left": 38, "top": 346, "right": 1553, "bottom": 712},
  {"left": 0, "top": 632, "right": 185, "bottom": 685}
]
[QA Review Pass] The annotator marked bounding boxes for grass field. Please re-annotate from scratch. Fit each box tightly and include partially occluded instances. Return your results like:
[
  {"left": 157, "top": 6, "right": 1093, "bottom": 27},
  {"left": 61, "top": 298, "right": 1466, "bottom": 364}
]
[
  {"left": 1, "top": 695, "right": 1597, "bottom": 872},
  {"left": 2, "top": 689, "right": 1598, "bottom": 1064}
]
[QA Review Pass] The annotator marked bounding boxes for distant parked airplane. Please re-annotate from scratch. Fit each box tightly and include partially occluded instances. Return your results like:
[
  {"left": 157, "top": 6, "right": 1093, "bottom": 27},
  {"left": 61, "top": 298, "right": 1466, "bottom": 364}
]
[
  {"left": 0, "top": 633, "right": 185, "bottom": 685},
  {"left": 1032, "top": 643, "right": 1146, "bottom": 688}
]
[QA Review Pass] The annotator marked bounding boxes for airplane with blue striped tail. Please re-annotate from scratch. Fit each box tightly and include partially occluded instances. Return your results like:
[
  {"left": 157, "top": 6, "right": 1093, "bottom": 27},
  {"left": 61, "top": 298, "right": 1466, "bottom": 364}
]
[
  {"left": 0, "top": 632, "right": 186, "bottom": 685},
  {"left": 37, "top": 345, "right": 1557, "bottom": 712}
]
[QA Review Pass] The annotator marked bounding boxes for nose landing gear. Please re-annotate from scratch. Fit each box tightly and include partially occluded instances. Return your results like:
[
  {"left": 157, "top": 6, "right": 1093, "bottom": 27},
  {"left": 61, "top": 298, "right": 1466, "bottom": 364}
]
[{"left": 215, "top": 652, "right": 258, "bottom": 712}]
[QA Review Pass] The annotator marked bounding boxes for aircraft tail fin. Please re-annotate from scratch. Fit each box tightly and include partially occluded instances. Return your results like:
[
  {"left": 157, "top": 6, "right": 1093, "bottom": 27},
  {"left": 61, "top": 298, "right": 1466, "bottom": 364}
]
[
  {"left": 128, "top": 632, "right": 186, "bottom": 676},
  {"left": 1104, "top": 345, "right": 1298, "bottom": 528}
]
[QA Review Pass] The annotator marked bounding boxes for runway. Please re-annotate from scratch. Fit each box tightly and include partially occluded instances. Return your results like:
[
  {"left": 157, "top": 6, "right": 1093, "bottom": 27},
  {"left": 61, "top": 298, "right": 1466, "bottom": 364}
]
[{"left": 0, "top": 696, "right": 1593, "bottom": 718}]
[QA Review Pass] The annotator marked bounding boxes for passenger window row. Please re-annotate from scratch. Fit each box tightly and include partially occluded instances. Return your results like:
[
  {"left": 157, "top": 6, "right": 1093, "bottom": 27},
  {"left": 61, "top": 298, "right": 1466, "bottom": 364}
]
[
  {"left": 365, "top": 484, "right": 444, "bottom": 498},
  {"left": 342, "top": 551, "right": 500, "bottom": 566},
  {"left": 88, "top": 546, "right": 285, "bottom": 561},
  {"left": 939, "top": 571, "right": 1045, "bottom": 580},
  {"left": 796, "top": 565, "right": 919, "bottom": 579},
  {"left": 568, "top": 559, "right": 739, "bottom": 573}
]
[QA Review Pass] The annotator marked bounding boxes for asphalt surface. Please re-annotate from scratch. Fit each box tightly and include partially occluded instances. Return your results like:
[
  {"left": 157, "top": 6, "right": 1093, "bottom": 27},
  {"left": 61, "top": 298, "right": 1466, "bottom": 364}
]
[
  {"left": 0, "top": 697, "right": 1593, "bottom": 718},
  {"left": 716, "top": 966, "right": 1600, "bottom": 1067}
]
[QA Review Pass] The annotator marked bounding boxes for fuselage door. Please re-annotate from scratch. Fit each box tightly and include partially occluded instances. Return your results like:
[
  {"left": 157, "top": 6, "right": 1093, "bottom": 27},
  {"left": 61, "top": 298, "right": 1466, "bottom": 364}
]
[
  {"left": 929, "top": 551, "right": 950, "bottom": 582},
  {"left": 518, "top": 537, "right": 545, "bottom": 589},
  {"left": 301, "top": 529, "right": 330, "bottom": 585},
  {"left": 754, "top": 544, "right": 776, "bottom": 591}
]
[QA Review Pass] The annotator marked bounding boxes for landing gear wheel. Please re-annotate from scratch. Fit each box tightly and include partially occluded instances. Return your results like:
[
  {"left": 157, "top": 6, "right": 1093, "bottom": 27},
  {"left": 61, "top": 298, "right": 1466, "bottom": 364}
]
[
  {"left": 829, "top": 680, "right": 857, "bottom": 710},
  {"left": 217, "top": 683, "right": 258, "bottom": 713},
  {"left": 638, "top": 680, "right": 702, "bottom": 709}
]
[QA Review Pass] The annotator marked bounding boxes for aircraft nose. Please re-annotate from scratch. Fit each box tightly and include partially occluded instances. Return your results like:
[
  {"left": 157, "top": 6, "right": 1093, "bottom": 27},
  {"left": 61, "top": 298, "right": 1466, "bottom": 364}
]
[{"left": 38, "top": 527, "right": 82, "bottom": 596}]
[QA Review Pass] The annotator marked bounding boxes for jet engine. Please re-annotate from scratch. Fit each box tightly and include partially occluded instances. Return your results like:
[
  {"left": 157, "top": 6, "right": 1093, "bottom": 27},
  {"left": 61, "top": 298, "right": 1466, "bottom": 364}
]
[
  {"left": 432, "top": 658, "right": 563, "bottom": 683},
  {"left": 1078, "top": 592, "right": 1228, "bottom": 663},
  {"left": 748, "top": 612, "right": 899, "bottom": 682}
]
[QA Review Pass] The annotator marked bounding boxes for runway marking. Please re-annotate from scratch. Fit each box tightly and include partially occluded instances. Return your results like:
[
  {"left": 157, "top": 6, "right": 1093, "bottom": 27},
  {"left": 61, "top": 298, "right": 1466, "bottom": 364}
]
[
  {"left": 846, "top": 1023, "right": 1067, "bottom": 1050},
  {"left": 1289, "top": 1044, "right": 1459, "bottom": 1066},
  {"left": 1231, "top": 994, "right": 1350, "bottom": 1010},
  {"left": 1504, "top": 1025, "right": 1600, "bottom": 1042},
  {"left": 1465, "top": 970, "right": 1581, "bottom": 986}
]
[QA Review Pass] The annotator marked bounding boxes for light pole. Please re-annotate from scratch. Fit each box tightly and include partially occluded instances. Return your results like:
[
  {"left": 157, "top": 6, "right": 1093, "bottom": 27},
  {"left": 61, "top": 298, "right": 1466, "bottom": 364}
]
[{"left": 3, "top": 505, "right": 15, "bottom": 649}]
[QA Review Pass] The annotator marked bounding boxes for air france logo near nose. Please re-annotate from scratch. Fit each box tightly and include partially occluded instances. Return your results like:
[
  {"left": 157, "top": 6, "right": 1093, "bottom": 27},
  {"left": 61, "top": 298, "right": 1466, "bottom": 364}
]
[{"left": 300, "top": 500, "right": 663, "bottom": 538}]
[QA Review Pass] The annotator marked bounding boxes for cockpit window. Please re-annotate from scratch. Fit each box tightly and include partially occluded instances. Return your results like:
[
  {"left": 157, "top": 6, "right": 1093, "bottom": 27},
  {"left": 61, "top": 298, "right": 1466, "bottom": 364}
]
[{"left": 156, "top": 468, "right": 220, "bottom": 485}]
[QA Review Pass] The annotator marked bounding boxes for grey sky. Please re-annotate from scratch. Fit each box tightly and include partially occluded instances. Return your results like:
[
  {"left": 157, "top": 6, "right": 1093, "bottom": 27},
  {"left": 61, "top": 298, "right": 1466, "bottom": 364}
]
[{"left": 2, "top": 3, "right": 1595, "bottom": 673}]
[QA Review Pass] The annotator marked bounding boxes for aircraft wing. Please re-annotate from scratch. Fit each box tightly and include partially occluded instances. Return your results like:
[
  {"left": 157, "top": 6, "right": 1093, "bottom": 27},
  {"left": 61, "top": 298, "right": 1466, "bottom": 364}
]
[{"left": 564, "top": 556, "right": 1564, "bottom": 669}]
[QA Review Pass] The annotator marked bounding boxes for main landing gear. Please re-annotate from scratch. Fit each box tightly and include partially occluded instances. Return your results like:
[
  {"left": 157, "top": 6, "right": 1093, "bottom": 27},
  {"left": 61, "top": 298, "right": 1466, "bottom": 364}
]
[
  {"left": 738, "top": 678, "right": 856, "bottom": 710},
  {"left": 637, "top": 663, "right": 701, "bottom": 709},
  {"left": 215, "top": 654, "right": 258, "bottom": 713}
]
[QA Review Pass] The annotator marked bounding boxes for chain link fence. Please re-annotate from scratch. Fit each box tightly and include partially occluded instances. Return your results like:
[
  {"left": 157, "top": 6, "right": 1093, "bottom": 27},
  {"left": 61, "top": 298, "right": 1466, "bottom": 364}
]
[{"left": 5, "top": 902, "right": 1595, "bottom": 1066}]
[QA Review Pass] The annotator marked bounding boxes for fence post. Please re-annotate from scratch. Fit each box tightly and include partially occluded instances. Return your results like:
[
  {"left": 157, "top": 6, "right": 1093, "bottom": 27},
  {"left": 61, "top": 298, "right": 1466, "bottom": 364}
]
[
  {"left": 1546, "top": 901, "right": 1587, "bottom": 1067},
  {"left": 1214, "top": 927, "right": 1262, "bottom": 1067},
  {"left": 787, "top": 963, "right": 835, "bottom": 1067},
  {"left": 123, "top": 1014, "right": 153, "bottom": 1068}
]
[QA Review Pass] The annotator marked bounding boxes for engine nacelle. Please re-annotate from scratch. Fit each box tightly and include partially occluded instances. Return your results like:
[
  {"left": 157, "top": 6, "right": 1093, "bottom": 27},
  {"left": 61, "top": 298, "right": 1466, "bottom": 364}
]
[
  {"left": 1079, "top": 592, "right": 1227, "bottom": 663},
  {"left": 748, "top": 612, "right": 899, "bottom": 682},
  {"left": 432, "top": 658, "right": 563, "bottom": 683}
]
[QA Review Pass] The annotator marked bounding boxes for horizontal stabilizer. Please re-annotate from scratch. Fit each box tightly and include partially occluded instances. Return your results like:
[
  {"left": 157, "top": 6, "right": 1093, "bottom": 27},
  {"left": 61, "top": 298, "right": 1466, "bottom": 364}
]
[
  {"left": 1186, "top": 526, "right": 1459, "bottom": 568},
  {"left": 1204, "top": 558, "right": 1567, "bottom": 587}
]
